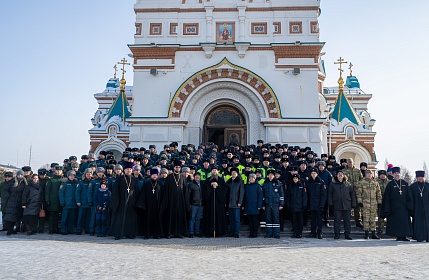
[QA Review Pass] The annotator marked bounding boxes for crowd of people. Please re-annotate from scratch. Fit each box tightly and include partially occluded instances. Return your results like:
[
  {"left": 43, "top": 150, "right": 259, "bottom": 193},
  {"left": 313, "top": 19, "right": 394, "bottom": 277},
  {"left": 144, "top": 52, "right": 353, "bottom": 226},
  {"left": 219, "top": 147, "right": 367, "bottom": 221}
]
[{"left": 1, "top": 141, "right": 428, "bottom": 242}]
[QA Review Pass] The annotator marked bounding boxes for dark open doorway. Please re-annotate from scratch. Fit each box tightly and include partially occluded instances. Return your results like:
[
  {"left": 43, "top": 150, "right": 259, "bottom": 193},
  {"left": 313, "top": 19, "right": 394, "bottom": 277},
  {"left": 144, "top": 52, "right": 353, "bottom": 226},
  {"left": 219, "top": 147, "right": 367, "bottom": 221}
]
[{"left": 203, "top": 105, "right": 246, "bottom": 147}]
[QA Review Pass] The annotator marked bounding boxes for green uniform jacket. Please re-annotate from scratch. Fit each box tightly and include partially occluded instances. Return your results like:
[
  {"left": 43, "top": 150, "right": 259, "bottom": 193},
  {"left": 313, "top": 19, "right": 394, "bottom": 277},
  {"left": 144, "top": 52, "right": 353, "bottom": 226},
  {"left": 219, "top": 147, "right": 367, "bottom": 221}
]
[
  {"left": 356, "top": 178, "right": 382, "bottom": 207},
  {"left": 343, "top": 166, "right": 363, "bottom": 189},
  {"left": 45, "top": 175, "right": 63, "bottom": 211},
  {"left": 376, "top": 178, "right": 390, "bottom": 195}
]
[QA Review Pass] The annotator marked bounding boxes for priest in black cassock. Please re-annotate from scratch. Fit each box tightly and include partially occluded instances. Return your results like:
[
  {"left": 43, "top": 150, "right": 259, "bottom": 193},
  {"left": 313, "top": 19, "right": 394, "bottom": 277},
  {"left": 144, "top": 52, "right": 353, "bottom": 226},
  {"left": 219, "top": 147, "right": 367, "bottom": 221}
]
[
  {"left": 408, "top": 170, "right": 429, "bottom": 242},
  {"left": 137, "top": 168, "right": 165, "bottom": 239},
  {"left": 163, "top": 160, "right": 189, "bottom": 238},
  {"left": 203, "top": 165, "right": 228, "bottom": 237},
  {"left": 381, "top": 166, "right": 412, "bottom": 241},
  {"left": 109, "top": 161, "right": 139, "bottom": 240}
]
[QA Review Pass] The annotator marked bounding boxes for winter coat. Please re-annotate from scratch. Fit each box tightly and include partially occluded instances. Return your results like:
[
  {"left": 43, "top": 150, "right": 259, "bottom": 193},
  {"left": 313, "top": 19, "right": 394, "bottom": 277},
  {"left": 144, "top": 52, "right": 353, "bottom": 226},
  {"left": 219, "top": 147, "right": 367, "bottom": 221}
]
[
  {"left": 38, "top": 176, "right": 49, "bottom": 207},
  {"left": 343, "top": 166, "right": 363, "bottom": 188},
  {"left": 306, "top": 176, "right": 327, "bottom": 211},
  {"left": 87, "top": 176, "right": 106, "bottom": 206},
  {"left": 45, "top": 175, "right": 63, "bottom": 211},
  {"left": 59, "top": 179, "right": 78, "bottom": 208},
  {"left": 376, "top": 178, "right": 390, "bottom": 195},
  {"left": 93, "top": 187, "right": 111, "bottom": 214},
  {"left": 188, "top": 179, "right": 204, "bottom": 206},
  {"left": 227, "top": 176, "right": 245, "bottom": 209},
  {"left": 356, "top": 178, "right": 382, "bottom": 207},
  {"left": 262, "top": 178, "right": 284, "bottom": 207},
  {"left": 243, "top": 182, "right": 263, "bottom": 215},
  {"left": 286, "top": 181, "right": 308, "bottom": 212},
  {"left": 318, "top": 169, "right": 333, "bottom": 191},
  {"left": 21, "top": 181, "right": 42, "bottom": 216},
  {"left": 3, "top": 177, "right": 26, "bottom": 222},
  {"left": 1, "top": 179, "right": 14, "bottom": 213},
  {"left": 75, "top": 178, "right": 91, "bottom": 208},
  {"left": 328, "top": 178, "right": 356, "bottom": 211}
]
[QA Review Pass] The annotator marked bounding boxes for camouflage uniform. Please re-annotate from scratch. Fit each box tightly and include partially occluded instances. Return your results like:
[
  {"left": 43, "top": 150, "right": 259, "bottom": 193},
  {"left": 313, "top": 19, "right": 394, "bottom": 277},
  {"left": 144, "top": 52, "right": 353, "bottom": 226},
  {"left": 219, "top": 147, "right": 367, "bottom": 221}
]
[
  {"left": 343, "top": 166, "right": 363, "bottom": 225},
  {"left": 357, "top": 178, "right": 382, "bottom": 231},
  {"left": 376, "top": 178, "right": 390, "bottom": 233}
]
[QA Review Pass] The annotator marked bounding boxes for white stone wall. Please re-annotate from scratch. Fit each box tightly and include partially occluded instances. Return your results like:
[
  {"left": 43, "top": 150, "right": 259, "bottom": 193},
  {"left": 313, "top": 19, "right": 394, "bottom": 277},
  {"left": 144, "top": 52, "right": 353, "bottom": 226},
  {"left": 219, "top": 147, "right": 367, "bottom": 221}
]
[{"left": 129, "top": 0, "right": 325, "bottom": 149}]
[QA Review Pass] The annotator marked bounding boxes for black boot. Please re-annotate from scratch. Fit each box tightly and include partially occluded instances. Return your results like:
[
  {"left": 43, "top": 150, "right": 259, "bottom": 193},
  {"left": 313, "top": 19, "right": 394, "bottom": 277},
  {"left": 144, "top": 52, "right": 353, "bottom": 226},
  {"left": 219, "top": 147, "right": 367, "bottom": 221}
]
[
  {"left": 334, "top": 234, "right": 340, "bottom": 239},
  {"left": 364, "top": 230, "right": 369, "bottom": 239},
  {"left": 371, "top": 231, "right": 380, "bottom": 239},
  {"left": 317, "top": 231, "right": 323, "bottom": 239},
  {"left": 345, "top": 235, "right": 353, "bottom": 240}
]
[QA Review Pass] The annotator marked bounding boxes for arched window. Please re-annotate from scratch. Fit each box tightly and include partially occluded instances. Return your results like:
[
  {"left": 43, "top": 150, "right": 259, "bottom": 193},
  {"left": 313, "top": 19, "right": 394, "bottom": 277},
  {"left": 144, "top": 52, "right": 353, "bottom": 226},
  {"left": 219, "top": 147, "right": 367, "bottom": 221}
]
[{"left": 207, "top": 106, "right": 244, "bottom": 125}]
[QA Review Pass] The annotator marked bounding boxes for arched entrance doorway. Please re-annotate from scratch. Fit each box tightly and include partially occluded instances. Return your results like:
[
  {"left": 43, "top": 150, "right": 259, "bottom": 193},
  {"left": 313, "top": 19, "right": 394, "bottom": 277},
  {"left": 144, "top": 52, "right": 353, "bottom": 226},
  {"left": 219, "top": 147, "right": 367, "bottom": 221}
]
[{"left": 204, "top": 105, "right": 247, "bottom": 147}]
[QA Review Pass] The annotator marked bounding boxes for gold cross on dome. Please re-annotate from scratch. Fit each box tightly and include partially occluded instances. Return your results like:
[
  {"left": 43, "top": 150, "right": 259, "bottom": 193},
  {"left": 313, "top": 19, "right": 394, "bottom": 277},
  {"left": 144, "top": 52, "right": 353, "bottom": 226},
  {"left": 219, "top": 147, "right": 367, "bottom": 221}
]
[
  {"left": 117, "top": 58, "right": 130, "bottom": 79},
  {"left": 113, "top": 64, "right": 118, "bottom": 79},
  {"left": 348, "top": 62, "right": 353, "bottom": 77},
  {"left": 334, "top": 57, "right": 348, "bottom": 78}
]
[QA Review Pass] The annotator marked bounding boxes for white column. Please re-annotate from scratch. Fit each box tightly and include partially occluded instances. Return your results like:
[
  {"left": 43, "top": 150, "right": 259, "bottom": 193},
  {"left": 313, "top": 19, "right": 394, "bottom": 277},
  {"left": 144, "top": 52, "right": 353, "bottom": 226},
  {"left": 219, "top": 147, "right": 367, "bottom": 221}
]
[
  {"left": 237, "top": 4, "right": 247, "bottom": 42},
  {"left": 204, "top": 4, "right": 214, "bottom": 42}
]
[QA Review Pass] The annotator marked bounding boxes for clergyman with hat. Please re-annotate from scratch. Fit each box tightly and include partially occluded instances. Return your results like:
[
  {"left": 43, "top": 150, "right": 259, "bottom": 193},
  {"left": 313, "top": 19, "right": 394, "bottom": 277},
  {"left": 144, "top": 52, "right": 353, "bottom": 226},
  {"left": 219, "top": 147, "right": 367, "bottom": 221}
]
[
  {"left": 163, "top": 160, "right": 189, "bottom": 238},
  {"left": 109, "top": 161, "right": 139, "bottom": 240},
  {"left": 408, "top": 170, "right": 429, "bottom": 242},
  {"left": 381, "top": 166, "right": 412, "bottom": 241}
]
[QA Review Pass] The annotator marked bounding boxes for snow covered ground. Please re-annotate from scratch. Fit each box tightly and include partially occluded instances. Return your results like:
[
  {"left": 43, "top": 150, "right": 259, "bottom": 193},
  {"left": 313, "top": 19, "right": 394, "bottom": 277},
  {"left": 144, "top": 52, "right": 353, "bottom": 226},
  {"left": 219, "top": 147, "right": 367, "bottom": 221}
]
[{"left": 0, "top": 233, "right": 427, "bottom": 279}]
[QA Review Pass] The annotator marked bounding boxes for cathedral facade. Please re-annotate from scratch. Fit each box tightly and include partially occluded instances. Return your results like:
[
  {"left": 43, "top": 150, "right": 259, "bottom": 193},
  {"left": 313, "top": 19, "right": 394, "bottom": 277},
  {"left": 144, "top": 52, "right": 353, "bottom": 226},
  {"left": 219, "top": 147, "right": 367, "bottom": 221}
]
[{"left": 88, "top": 0, "right": 377, "bottom": 168}]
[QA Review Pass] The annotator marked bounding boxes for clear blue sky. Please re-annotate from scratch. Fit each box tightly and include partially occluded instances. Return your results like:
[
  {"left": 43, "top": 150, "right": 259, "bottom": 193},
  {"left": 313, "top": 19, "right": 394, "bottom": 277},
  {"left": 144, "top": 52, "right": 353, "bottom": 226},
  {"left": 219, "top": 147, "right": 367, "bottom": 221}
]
[{"left": 1, "top": 1, "right": 428, "bottom": 175}]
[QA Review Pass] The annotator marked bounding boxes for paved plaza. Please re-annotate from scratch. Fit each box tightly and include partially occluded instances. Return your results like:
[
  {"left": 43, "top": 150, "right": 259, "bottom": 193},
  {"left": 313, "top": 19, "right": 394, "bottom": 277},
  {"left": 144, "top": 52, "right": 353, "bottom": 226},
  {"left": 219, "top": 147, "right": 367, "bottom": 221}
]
[{"left": 1, "top": 230, "right": 427, "bottom": 279}]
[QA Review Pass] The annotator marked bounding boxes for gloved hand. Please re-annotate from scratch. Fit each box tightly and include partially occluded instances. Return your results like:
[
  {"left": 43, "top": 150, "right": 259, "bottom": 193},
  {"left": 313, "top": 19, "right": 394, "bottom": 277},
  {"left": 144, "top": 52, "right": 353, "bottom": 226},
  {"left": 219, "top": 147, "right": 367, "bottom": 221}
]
[
  {"left": 358, "top": 202, "right": 364, "bottom": 208},
  {"left": 97, "top": 206, "right": 103, "bottom": 211}
]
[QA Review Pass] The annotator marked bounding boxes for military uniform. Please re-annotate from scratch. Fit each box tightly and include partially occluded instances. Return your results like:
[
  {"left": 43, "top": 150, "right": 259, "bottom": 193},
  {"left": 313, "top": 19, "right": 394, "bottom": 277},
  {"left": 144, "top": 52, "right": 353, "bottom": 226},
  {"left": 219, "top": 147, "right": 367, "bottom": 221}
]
[
  {"left": 357, "top": 176, "right": 382, "bottom": 239},
  {"left": 87, "top": 175, "right": 106, "bottom": 235},
  {"left": 45, "top": 169, "right": 63, "bottom": 234},
  {"left": 343, "top": 165, "right": 363, "bottom": 226},
  {"left": 58, "top": 176, "right": 78, "bottom": 234},
  {"left": 75, "top": 176, "right": 92, "bottom": 234},
  {"left": 376, "top": 176, "right": 390, "bottom": 233}
]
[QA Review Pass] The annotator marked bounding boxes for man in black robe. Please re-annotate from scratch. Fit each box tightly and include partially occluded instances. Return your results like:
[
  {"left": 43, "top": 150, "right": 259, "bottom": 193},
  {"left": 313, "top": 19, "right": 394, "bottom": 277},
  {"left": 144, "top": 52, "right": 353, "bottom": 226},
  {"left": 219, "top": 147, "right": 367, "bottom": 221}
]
[
  {"left": 163, "top": 160, "right": 189, "bottom": 238},
  {"left": 203, "top": 165, "right": 228, "bottom": 237},
  {"left": 382, "top": 166, "right": 412, "bottom": 241},
  {"left": 137, "top": 168, "right": 165, "bottom": 239},
  {"left": 109, "top": 161, "right": 139, "bottom": 240},
  {"left": 409, "top": 170, "right": 429, "bottom": 242}
]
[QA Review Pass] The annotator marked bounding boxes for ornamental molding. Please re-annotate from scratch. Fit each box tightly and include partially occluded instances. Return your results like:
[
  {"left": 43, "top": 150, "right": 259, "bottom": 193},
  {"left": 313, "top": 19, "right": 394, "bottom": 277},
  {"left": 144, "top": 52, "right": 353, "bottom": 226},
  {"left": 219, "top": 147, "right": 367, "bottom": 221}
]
[{"left": 168, "top": 57, "right": 281, "bottom": 118}]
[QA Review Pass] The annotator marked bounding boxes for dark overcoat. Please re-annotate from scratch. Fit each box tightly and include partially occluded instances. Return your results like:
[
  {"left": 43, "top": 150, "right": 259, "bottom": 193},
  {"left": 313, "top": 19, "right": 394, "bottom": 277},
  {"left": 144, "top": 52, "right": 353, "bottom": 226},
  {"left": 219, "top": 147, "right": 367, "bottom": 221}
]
[{"left": 328, "top": 178, "right": 356, "bottom": 211}]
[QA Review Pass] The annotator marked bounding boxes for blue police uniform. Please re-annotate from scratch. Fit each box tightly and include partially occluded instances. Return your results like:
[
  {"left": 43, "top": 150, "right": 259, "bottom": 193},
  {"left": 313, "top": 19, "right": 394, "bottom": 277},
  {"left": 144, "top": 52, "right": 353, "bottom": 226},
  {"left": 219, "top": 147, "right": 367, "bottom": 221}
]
[{"left": 262, "top": 178, "right": 284, "bottom": 238}]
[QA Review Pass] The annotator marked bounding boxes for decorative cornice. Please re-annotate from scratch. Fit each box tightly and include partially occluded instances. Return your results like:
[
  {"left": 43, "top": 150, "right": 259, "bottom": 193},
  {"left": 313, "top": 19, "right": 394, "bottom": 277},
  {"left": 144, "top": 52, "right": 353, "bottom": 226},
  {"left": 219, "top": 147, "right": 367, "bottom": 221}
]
[{"left": 134, "top": 6, "right": 319, "bottom": 14}]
